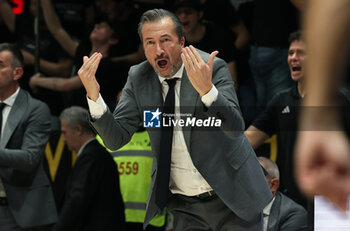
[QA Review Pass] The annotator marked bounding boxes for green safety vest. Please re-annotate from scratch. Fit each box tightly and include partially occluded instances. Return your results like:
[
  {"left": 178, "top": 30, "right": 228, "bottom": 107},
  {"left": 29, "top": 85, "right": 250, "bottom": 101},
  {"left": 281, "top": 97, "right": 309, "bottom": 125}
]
[{"left": 97, "top": 132, "right": 166, "bottom": 227}]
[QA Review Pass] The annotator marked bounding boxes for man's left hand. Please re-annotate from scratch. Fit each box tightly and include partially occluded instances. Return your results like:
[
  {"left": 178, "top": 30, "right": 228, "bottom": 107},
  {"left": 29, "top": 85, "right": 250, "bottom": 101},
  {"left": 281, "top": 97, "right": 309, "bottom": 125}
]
[{"left": 181, "top": 46, "right": 218, "bottom": 96}]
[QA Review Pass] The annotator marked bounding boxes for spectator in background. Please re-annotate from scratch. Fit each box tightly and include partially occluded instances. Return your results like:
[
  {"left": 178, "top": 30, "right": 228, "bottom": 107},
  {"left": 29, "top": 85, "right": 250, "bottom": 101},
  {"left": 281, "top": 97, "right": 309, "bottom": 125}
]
[
  {"left": 201, "top": 0, "right": 250, "bottom": 50},
  {"left": 245, "top": 31, "right": 308, "bottom": 208},
  {"left": 201, "top": 0, "right": 256, "bottom": 127},
  {"left": 245, "top": 31, "right": 350, "bottom": 209},
  {"left": 0, "top": 0, "right": 73, "bottom": 116},
  {"left": 56, "top": 106, "right": 125, "bottom": 231},
  {"left": 94, "top": 0, "right": 145, "bottom": 66},
  {"left": 53, "top": 0, "right": 95, "bottom": 42},
  {"left": 258, "top": 157, "right": 307, "bottom": 231},
  {"left": 0, "top": 43, "right": 57, "bottom": 230},
  {"left": 29, "top": 0, "right": 126, "bottom": 110},
  {"left": 249, "top": 0, "right": 302, "bottom": 109},
  {"left": 173, "top": 0, "right": 238, "bottom": 89}
]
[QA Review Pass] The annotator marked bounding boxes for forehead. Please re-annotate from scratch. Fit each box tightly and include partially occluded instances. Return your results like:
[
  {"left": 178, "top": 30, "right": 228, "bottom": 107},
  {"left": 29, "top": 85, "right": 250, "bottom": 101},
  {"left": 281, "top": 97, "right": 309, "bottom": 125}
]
[
  {"left": 289, "top": 40, "right": 306, "bottom": 50},
  {"left": 60, "top": 119, "right": 70, "bottom": 130},
  {"left": 0, "top": 50, "right": 12, "bottom": 63},
  {"left": 141, "top": 17, "right": 177, "bottom": 40}
]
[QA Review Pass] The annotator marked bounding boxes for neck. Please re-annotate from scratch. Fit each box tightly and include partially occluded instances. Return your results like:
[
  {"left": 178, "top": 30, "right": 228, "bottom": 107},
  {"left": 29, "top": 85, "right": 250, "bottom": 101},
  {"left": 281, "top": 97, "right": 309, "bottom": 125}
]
[
  {"left": 0, "top": 84, "right": 18, "bottom": 101},
  {"left": 185, "top": 24, "right": 205, "bottom": 43},
  {"left": 297, "top": 80, "right": 306, "bottom": 98},
  {"left": 77, "top": 134, "right": 95, "bottom": 152},
  {"left": 90, "top": 43, "right": 110, "bottom": 58}
]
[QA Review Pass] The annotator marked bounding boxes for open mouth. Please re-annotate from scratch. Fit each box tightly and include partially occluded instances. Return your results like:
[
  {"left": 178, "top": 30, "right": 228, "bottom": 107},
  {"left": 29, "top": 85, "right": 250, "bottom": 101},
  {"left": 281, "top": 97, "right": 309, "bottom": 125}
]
[
  {"left": 292, "top": 66, "right": 301, "bottom": 72},
  {"left": 157, "top": 59, "right": 168, "bottom": 69}
]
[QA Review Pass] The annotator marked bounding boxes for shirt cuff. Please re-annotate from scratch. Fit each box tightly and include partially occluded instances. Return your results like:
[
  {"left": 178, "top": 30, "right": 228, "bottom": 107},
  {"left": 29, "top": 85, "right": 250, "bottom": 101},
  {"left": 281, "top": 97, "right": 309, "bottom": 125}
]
[
  {"left": 87, "top": 94, "right": 107, "bottom": 119},
  {"left": 201, "top": 85, "right": 218, "bottom": 108}
]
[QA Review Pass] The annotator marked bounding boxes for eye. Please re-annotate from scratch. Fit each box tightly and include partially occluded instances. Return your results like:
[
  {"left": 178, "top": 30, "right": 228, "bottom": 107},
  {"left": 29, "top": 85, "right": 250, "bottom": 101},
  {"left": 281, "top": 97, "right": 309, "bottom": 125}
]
[{"left": 145, "top": 40, "right": 154, "bottom": 45}]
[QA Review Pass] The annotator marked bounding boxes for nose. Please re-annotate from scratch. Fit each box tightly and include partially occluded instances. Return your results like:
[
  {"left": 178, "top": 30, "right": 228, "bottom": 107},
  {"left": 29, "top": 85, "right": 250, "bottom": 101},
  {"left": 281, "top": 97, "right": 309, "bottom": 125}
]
[
  {"left": 291, "top": 52, "right": 299, "bottom": 61},
  {"left": 155, "top": 43, "right": 164, "bottom": 56}
]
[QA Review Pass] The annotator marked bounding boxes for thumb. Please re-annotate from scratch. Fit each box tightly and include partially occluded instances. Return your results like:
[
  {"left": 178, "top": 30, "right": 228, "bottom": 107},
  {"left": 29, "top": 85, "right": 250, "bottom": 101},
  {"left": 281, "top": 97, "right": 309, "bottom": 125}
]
[
  {"left": 208, "top": 50, "right": 219, "bottom": 71},
  {"left": 83, "top": 56, "right": 89, "bottom": 63}
]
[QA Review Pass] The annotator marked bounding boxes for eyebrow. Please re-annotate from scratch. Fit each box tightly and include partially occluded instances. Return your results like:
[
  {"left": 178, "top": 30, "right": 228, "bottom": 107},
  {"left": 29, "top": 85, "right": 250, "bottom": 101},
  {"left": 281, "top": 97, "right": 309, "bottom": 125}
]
[{"left": 144, "top": 34, "right": 171, "bottom": 41}]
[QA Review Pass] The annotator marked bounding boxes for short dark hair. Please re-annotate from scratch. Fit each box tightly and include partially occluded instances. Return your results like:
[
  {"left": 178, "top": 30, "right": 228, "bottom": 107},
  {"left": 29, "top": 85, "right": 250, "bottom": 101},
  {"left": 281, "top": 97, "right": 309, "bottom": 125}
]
[
  {"left": 137, "top": 9, "right": 184, "bottom": 42},
  {"left": 59, "top": 106, "right": 95, "bottom": 135},
  {"left": 288, "top": 30, "right": 303, "bottom": 46},
  {"left": 0, "top": 43, "right": 24, "bottom": 68}
]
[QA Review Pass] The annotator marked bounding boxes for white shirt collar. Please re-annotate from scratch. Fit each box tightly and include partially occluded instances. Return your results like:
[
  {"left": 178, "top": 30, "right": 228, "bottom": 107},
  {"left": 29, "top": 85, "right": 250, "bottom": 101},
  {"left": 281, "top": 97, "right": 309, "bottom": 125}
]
[
  {"left": 1, "top": 87, "right": 20, "bottom": 106},
  {"left": 157, "top": 64, "right": 184, "bottom": 84},
  {"left": 263, "top": 196, "right": 276, "bottom": 216}
]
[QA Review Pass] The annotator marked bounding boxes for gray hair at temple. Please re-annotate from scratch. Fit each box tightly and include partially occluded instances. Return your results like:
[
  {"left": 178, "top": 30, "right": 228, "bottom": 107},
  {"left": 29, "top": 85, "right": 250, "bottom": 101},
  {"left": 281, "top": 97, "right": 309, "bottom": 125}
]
[
  {"left": 258, "top": 156, "right": 280, "bottom": 179},
  {"left": 59, "top": 106, "right": 95, "bottom": 135},
  {"left": 0, "top": 43, "right": 24, "bottom": 68},
  {"left": 137, "top": 8, "right": 184, "bottom": 42}
]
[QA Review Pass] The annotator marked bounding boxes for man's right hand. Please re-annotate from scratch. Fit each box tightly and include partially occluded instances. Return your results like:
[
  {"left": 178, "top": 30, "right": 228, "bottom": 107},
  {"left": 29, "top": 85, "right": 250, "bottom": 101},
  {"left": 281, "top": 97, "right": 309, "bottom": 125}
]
[{"left": 78, "top": 52, "right": 102, "bottom": 101}]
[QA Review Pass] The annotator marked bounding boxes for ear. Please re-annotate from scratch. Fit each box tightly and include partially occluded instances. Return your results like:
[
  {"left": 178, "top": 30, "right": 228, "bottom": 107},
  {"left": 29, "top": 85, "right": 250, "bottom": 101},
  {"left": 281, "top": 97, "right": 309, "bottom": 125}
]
[
  {"left": 270, "top": 178, "right": 280, "bottom": 195},
  {"left": 180, "top": 36, "right": 185, "bottom": 48},
  {"left": 13, "top": 67, "right": 23, "bottom": 81},
  {"left": 75, "top": 124, "right": 83, "bottom": 136}
]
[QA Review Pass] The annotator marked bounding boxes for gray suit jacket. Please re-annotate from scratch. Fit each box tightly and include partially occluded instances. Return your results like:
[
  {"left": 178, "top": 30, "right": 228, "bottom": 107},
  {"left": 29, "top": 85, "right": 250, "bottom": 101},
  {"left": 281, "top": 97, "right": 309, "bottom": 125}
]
[
  {"left": 267, "top": 192, "right": 308, "bottom": 231},
  {"left": 91, "top": 50, "right": 272, "bottom": 228},
  {"left": 0, "top": 89, "right": 57, "bottom": 228}
]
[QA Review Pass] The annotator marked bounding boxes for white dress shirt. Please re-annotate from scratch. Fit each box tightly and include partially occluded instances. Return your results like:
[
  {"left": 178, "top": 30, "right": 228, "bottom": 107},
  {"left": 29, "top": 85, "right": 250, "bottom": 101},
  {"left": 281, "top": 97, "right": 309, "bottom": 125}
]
[
  {"left": 0, "top": 87, "right": 20, "bottom": 197},
  {"left": 87, "top": 64, "right": 218, "bottom": 196},
  {"left": 0, "top": 87, "right": 20, "bottom": 138},
  {"left": 263, "top": 196, "right": 276, "bottom": 231}
]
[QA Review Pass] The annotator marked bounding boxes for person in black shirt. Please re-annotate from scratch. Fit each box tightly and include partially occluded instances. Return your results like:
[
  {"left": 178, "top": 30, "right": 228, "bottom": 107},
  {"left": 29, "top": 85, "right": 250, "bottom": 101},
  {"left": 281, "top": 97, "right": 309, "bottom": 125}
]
[{"left": 245, "top": 31, "right": 350, "bottom": 208}]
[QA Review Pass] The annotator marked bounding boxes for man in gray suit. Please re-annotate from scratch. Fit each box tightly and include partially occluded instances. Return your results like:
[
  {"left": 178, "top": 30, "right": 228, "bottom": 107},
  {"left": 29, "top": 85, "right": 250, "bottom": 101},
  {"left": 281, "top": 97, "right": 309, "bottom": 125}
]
[
  {"left": 258, "top": 157, "right": 307, "bottom": 231},
  {"left": 0, "top": 43, "right": 57, "bottom": 230},
  {"left": 78, "top": 9, "right": 271, "bottom": 231}
]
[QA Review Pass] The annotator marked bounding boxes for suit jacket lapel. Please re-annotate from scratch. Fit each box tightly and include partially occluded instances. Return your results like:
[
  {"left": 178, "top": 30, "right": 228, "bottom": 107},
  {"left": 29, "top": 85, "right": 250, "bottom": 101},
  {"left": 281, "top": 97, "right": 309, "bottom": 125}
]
[
  {"left": 140, "top": 69, "right": 163, "bottom": 157},
  {"left": 0, "top": 89, "right": 27, "bottom": 148},
  {"left": 180, "top": 71, "right": 198, "bottom": 151},
  {"left": 267, "top": 193, "right": 281, "bottom": 231}
]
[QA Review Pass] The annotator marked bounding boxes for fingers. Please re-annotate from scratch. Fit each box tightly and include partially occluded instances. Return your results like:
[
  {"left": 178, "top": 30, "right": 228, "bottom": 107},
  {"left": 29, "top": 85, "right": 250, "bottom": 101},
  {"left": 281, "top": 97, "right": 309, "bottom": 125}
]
[
  {"left": 78, "top": 52, "right": 102, "bottom": 101},
  {"left": 208, "top": 50, "right": 219, "bottom": 70},
  {"left": 79, "top": 52, "right": 102, "bottom": 79},
  {"left": 181, "top": 46, "right": 214, "bottom": 96}
]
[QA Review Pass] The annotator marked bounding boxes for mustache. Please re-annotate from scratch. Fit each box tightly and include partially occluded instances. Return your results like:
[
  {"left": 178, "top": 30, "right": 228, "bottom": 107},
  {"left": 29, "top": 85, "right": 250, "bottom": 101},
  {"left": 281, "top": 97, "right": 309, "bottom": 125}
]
[{"left": 155, "top": 55, "right": 169, "bottom": 61}]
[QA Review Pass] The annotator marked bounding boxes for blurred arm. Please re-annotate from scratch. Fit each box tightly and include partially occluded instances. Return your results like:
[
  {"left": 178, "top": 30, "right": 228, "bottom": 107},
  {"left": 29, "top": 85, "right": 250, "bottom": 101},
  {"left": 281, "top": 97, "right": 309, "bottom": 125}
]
[{"left": 40, "top": 0, "right": 78, "bottom": 57}]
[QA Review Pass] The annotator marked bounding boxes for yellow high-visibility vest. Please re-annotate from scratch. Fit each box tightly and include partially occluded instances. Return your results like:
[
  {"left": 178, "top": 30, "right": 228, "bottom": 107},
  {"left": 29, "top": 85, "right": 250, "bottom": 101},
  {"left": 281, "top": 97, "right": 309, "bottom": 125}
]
[{"left": 97, "top": 131, "right": 166, "bottom": 227}]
